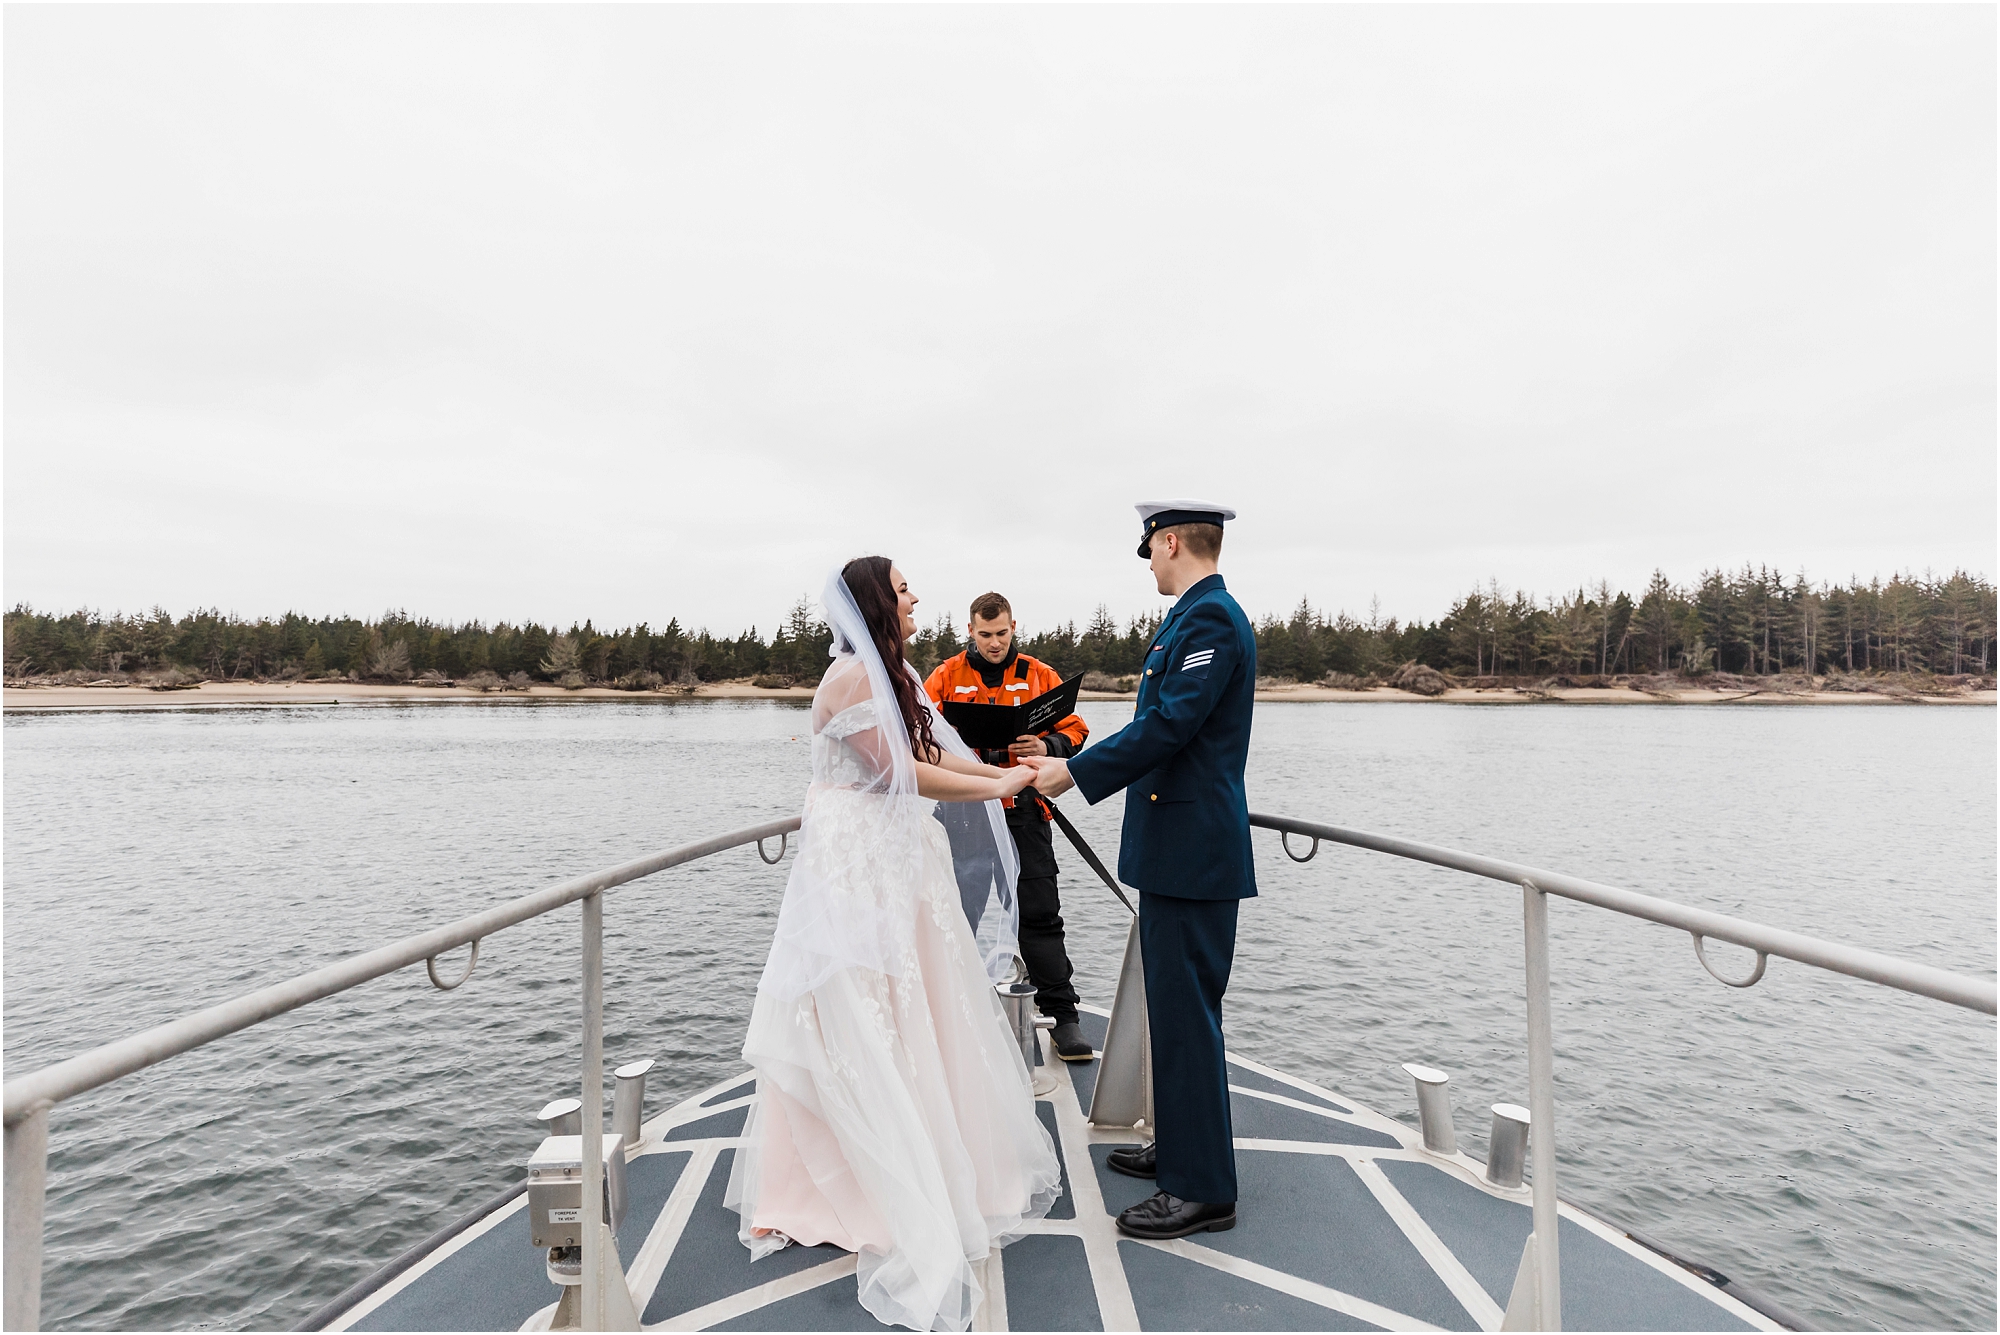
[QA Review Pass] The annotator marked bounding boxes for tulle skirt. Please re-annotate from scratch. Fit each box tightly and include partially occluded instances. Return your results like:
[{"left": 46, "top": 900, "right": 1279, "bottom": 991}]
[{"left": 725, "top": 792, "right": 1061, "bottom": 1332}]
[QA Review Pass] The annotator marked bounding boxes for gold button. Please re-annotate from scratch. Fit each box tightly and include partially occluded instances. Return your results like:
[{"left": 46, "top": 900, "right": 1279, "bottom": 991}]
[
  {"left": 1150, "top": 793, "right": 1157, "bottom": 801},
  {"left": 1146, "top": 668, "right": 1153, "bottom": 676}
]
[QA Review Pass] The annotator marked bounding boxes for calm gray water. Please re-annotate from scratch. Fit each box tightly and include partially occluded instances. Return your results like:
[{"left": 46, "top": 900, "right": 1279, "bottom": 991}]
[{"left": 4, "top": 700, "right": 1993, "bottom": 1331}]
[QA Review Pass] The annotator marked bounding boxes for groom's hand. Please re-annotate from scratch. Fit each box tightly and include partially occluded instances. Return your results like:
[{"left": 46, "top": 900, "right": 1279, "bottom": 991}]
[{"left": 1021, "top": 755, "right": 1075, "bottom": 797}]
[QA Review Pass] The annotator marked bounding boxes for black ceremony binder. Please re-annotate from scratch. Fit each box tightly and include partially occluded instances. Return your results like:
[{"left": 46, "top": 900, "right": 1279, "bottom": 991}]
[{"left": 938, "top": 673, "right": 1086, "bottom": 750}]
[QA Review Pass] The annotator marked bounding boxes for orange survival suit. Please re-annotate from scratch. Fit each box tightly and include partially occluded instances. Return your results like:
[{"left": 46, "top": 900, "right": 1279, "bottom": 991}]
[
  {"left": 923, "top": 645, "right": 1087, "bottom": 1026},
  {"left": 923, "top": 646, "right": 1088, "bottom": 803}
]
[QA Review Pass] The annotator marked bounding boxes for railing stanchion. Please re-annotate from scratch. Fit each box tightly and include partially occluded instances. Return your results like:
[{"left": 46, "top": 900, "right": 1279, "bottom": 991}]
[
  {"left": 1522, "top": 880, "right": 1562, "bottom": 1330},
  {"left": 4, "top": 1102, "right": 49, "bottom": 1332},
  {"left": 580, "top": 889, "right": 605, "bottom": 1331}
]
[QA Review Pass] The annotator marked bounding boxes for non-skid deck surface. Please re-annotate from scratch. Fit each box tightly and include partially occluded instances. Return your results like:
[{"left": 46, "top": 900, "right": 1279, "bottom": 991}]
[{"left": 330, "top": 1008, "right": 1777, "bottom": 1332}]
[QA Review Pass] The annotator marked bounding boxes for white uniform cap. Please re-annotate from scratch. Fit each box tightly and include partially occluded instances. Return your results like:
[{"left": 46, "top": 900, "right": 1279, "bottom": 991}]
[{"left": 1134, "top": 500, "right": 1236, "bottom": 556}]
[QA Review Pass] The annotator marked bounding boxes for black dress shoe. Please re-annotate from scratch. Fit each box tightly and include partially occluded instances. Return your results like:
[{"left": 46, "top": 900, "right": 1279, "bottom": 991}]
[
  {"left": 1106, "top": 1141, "right": 1156, "bottom": 1179},
  {"left": 1050, "top": 1021, "right": 1095, "bottom": 1062},
  {"left": 1116, "top": 1191, "right": 1237, "bottom": 1239}
]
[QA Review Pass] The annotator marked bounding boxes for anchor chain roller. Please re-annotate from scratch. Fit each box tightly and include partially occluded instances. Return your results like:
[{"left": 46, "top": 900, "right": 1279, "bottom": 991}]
[
  {"left": 425, "top": 938, "right": 480, "bottom": 991},
  {"left": 1691, "top": 932, "right": 1769, "bottom": 988}
]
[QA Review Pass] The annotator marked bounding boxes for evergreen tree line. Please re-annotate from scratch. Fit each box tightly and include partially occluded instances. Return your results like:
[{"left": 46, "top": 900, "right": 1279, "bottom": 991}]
[
  {"left": 5, "top": 566, "right": 1993, "bottom": 689},
  {"left": 0, "top": 600, "right": 838, "bottom": 690}
]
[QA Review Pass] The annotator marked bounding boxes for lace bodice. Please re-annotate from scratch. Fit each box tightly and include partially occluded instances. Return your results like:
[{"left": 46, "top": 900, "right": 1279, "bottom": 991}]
[
  {"left": 792, "top": 637, "right": 1014, "bottom": 991},
  {"left": 813, "top": 700, "right": 888, "bottom": 790}
]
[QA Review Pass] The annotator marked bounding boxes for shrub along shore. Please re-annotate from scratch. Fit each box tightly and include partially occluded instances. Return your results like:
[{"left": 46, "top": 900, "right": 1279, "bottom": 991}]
[{"left": 5, "top": 567, "right": 1993, "bottom": 700}]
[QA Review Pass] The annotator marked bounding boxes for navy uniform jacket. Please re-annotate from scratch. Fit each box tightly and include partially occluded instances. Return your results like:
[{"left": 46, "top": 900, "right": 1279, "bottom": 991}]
[{"left": 1066, "top": 574, "right": 1257, "bottom": 901}]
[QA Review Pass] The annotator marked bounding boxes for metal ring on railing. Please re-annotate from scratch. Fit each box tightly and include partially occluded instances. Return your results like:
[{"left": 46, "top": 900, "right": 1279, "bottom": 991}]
[
  {"left": 1691, "top": 932, "right": 1768, "bottom": 988},
  {"left": 425, "top": 939, "right": 480, "bottom": 991},
  {"left": 757, "top": 832, "right": 789, "bottom": 865},
  {"left": 1281, "top": 830, "right": 1320, "bottom": 863}
]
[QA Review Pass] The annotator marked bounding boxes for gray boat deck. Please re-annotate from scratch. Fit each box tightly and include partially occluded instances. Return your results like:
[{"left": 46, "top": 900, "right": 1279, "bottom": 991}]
[{"left": 320, "top": 1007, "right": 1784, "bottom": 1332}]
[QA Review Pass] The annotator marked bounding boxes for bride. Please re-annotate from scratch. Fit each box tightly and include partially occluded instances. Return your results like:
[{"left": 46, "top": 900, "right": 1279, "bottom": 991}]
[{"left": 725, "top": 556, "right": 1064, "bottom": 1331}]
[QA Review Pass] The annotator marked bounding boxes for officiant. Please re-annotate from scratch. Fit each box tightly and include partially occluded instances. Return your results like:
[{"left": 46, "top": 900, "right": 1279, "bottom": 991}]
[{"left": 925, "top": 592, "right": 1095, "bottom": 1062}]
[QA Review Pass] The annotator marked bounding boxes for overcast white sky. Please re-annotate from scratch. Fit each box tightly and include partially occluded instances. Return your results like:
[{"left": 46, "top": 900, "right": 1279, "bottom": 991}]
[{"left": 6, "top": 5, "right": 1993, "bottom": 637}]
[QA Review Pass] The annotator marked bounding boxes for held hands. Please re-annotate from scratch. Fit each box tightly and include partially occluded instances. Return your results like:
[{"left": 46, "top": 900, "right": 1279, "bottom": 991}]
[
  {"left": 992, "top": 764, "right": 1037, "bottom": 801},
  {"left": 1017, "top": 755, "right": 1075, "bottom": 798}
]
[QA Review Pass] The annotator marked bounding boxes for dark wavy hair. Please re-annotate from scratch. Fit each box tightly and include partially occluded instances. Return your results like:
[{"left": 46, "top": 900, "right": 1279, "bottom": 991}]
[{"left": 841, "top": 555, "right": 942, "bottom": 764}]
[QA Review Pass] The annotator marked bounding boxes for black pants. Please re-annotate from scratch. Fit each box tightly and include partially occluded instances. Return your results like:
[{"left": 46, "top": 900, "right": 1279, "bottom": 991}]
[{"left": 1007, "top": 808, "right": 1080, "bottom": 1025}]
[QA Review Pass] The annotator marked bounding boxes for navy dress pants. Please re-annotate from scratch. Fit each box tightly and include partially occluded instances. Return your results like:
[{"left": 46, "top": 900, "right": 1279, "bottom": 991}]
[{"left": 1139, "top": 890, "right": 1239, "bottom": 1205}]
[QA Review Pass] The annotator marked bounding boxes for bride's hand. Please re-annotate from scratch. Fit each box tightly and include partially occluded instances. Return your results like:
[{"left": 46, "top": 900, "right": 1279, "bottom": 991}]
[
  {"left": 993, "top": 765, "right": 1036, "bottom": 800},
  {"left": 1016, "top": 754, "right": 1074, "bottom": 797}
]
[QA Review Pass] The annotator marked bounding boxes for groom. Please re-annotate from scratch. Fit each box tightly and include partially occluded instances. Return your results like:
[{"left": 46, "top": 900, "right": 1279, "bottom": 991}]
[{"left": 1022, "top": 500, "right": 1256, "bottom": 1239}]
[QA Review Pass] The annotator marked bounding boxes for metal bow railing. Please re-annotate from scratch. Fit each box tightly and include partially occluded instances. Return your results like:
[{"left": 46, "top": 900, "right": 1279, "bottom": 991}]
[
  {"left": 3, "top": 811, "right": 1993, "bottom": 1333},
  {"left": 1248, "top": 810, "right": 1997, "bottom": 1331},
  {"left": 1, "top": 815, "right": 803, "bottom": 1333}
]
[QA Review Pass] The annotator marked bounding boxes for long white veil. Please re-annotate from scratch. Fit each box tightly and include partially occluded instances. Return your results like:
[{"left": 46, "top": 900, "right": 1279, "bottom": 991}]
[{"left": 758, "top": 567, "right": 1021, "bottom": 1000}]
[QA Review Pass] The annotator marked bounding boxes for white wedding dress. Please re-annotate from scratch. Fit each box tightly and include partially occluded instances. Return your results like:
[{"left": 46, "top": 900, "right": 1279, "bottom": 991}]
[{"left": 725, "top": 573, "right": 1061, "bottom": 1332}]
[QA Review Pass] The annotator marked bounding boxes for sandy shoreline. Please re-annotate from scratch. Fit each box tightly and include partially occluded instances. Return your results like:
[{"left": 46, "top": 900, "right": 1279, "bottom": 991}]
[{"left": 5, "top": 679, "right": 1990, "bottom": 711}]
